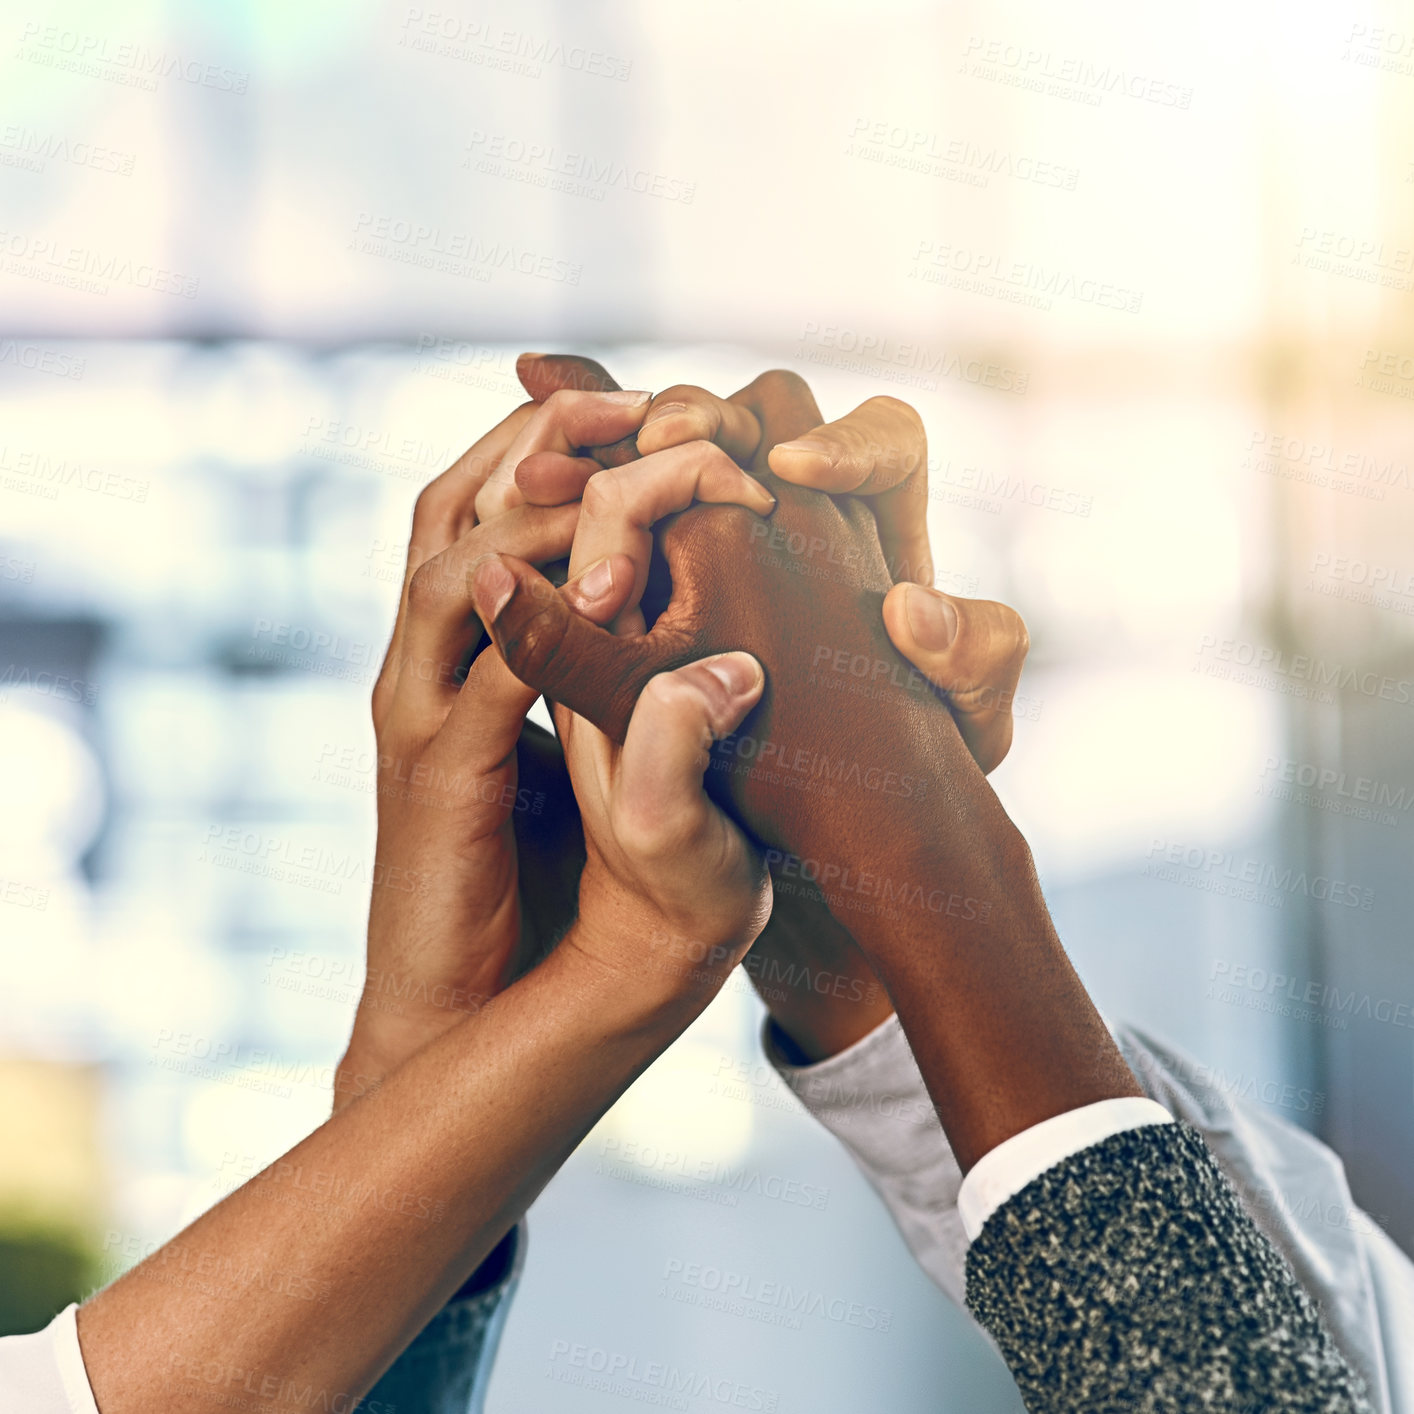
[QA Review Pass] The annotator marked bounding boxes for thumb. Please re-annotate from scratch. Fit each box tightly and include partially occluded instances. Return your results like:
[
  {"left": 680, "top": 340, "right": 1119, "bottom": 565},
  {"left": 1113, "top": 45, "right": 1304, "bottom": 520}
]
[
  {"left": 468, "top": 551, "right": 683, "bottom": 744},
  {"left": 882, "top": 584, "right": 1030, "bottom": 774},
  {"left": 615, "top": 652, "right": 765, "bottom": 853}
]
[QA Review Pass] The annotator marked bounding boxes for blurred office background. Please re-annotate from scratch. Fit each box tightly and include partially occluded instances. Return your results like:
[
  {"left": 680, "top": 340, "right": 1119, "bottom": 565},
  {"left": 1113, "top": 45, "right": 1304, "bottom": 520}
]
[{"left": 1, "top": 0, "right": 1412, "bottom": 1408}]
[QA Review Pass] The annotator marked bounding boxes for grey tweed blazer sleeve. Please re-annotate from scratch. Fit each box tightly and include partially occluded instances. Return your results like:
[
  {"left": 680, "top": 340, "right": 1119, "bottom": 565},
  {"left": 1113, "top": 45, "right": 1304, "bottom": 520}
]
[{"left": 965, "top": 1122, "right": 1372, "bottom": 1414}]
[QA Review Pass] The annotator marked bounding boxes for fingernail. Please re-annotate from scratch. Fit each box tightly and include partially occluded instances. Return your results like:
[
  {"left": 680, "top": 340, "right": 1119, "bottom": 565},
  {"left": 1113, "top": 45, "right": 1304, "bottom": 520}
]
[
  {"left": 471, "top": 555, "right": 517, "bottom": 621},
  {"left": 519, "top": 351, "right": 548, "bottom": 360},
  {"left": 773, "top": 438, "right": 831, "bottom": 459},
  {"left": 599, "top": 389, "right": 651, "bottom": 405},
  {"left": 643, "top": 401, "right": 689, "bottom": 425},
  {"left": 574, "top": 556, "right": 616, "bottom": 602},
  {"left": 904, "top": 585, "right": 957, "bottom": 650},
  {"left": 746, "top": 476, "right": 777, "bottom": 510},
  {"left": 702, "top": 651, "right": 763, "bottom": 699}
]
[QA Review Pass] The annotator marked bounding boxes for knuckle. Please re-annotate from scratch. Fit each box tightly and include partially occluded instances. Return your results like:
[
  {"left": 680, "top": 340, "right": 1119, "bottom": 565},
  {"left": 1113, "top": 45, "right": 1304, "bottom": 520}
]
[
  {"left": 657, "top": 383, "right": 710, "bottom": 409},
  {"left": 370, "top": 675, "right": 393, "bottom": 723},
  {"left": 503, "top": 600, "right": 568, "bottom": 684},
  {"left": 990, "top": 601, "right": 1031, "bottom": 661},
  {"left": 755, "top": 368, "right": 811, "bottom": 401},
  {"left": 1007, "top": 609, "right": 1031, "bottom": 663},
  {"left": 867, "top": 394, "right": 925, "bottom": 434},
  {"left": 412, "top": 481, "right": 452, "bottom": 530},
  {"left": 685, "top": 438, "right": 734, "bottom": 471},
  {"left": 643, "top": 670, "right": 696, "bottom": 714},
  {"left": 406, "top": 558, "right": 447, "bottom": 613},
  {"left": 581, "top": 468, "right": 627, "bottom": 518},
  {"left": 860, "top": 397, "right": 926, "bottom": 474}
]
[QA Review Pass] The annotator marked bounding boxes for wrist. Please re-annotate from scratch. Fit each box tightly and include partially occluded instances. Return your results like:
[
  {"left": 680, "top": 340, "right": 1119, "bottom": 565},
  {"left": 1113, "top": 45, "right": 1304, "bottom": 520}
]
[
  {"left": 743, "top": 895, "right": 895, "bottom": 1063},
  {"left": 553, "top": 919, "right": 718, "bottom": 1045},
  {"left": 335, "top": 960, "right": 501, "bottom": 1114},
  {"left": 573, "top": 857, "right": 764, "bottom": 1017},
  {"left": 830, "top": 801, "right": 1036, "bottom": 966}
]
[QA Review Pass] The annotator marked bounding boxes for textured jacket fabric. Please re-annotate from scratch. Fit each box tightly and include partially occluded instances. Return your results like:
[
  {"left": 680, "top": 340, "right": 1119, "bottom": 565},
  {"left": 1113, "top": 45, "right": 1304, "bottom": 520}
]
[
  {"left": 966, "top": 1121, "right": 1371, "bottom": 1413},
  {"left": 765, "top": 1015, "right": 1411, "bottom": 1413},
  {"left": 362, "top": 1224, "right": 524, "bottom": 1413}
]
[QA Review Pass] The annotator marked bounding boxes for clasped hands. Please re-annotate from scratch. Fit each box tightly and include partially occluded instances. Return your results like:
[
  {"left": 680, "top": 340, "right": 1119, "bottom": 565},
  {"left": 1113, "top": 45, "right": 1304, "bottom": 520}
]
[{"left": 339, "top": 351, "right": 1030, "bottom": 1106}]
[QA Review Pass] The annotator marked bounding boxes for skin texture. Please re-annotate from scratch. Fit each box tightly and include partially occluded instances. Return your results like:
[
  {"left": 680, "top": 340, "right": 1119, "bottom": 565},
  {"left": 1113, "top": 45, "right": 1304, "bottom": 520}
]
[
  {"left": 508, "top": 357, "right": 1030, "bottom": 1059},
  {"left": 472, "top": 463, "right": 989, "bottom": 883},
  {"left": 471, "top": 441, "right": 1141, "bottom": 1171},
  {"left": 73, "top": 353, "right": 1139, "bottom": 1413},
  {"left": 338, "top": 379, "right": 771, "bottom": 1103},
  {"left": 79, "top": 607, "right": 773, "bottom": 1414}
]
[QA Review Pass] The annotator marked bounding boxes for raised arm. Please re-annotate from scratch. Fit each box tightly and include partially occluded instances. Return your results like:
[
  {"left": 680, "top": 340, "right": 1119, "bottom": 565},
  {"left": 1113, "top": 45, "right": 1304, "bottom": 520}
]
[
  {"left": 470, "top": 431, "right": 1373, "bottom": 1414},
  {"left": 76, "top": 638, "right": 772, "bottom": 1414}
]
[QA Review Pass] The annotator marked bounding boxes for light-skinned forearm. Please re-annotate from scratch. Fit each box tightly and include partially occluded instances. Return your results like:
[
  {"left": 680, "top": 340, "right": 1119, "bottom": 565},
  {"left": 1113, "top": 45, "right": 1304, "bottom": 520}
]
[{"left": 78, "top": 933, "right": 699, "bottom": 1414}]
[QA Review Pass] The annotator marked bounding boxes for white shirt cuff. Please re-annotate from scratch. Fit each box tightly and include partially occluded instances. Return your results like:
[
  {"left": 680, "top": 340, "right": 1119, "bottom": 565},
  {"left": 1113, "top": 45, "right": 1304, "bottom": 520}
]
[
  {"left": 762, "top": 1013, "right": 971, "bottom": 1304},
  {"left": 957, "top": 1097, "right": 1174, "bottom": 1241},
  {"left": 0, "top": 1304, "right": 100, "bottom": 1414}
]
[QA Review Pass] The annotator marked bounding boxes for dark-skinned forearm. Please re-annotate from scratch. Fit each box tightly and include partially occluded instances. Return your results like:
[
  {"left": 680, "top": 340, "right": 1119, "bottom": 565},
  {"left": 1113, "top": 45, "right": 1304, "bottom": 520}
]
[{"left": 814, "top": 799, "right": 1139, "bottom": 1174}]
